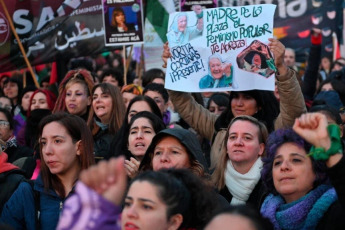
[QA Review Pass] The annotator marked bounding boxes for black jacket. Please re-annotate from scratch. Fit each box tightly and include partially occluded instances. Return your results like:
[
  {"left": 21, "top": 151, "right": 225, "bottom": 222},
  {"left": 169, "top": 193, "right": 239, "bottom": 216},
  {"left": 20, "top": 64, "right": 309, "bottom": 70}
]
[
  {"left": 93, "top": 127, "right": 114, "bottom": 162},
  {"left": 219, "top": 179, "right": 268, "bottom": 210},
  {"left": 316, "top": 155, "right": 345, "bottom": 229}
]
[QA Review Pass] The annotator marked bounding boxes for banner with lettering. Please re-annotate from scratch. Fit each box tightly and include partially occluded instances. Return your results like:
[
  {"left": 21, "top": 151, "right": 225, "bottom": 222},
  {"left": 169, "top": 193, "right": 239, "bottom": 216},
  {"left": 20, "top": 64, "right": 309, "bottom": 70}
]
[
  {"left": 165, "top": 4, "right": 276, "bottom": 92},
  {"left": 219, "top": 0, "right": 343, "bottom": 61},
  {"left": 0, "top": 0, "right": 107, "bottom": 73},
  {"left": 102, "top": 0, "right": 144, "bottom": 46}
]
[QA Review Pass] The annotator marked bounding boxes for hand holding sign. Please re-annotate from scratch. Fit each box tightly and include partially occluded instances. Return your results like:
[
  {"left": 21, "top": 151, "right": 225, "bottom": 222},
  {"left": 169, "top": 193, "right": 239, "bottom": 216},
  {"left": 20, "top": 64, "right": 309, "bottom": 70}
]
[
  {"left": 268, "top": 38, "right": 287, "bottom": 76},
  {"left": 165, "top": 4, "right": 277, "bottom": 92}
]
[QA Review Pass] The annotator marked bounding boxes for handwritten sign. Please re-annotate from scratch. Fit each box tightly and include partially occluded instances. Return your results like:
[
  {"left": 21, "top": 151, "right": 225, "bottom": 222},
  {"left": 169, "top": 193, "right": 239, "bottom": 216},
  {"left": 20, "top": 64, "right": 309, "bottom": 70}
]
[
  {"left": 102, "top": 0, "right": 144, "bottom": 46},
  {"left": 165, "top": 4, "right": 277, "bottom": 92}
]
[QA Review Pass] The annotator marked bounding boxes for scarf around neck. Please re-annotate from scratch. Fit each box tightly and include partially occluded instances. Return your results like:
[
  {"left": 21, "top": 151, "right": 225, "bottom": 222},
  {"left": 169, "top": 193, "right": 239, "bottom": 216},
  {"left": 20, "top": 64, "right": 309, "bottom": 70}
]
[
  {"left": 0, "top": 152, "right": 18, "bottom": 173},
  {"left": 260, "top": 184, "right": 337, "bottom": 230},
  {"left": 225, "top": 157, "right": 263, "bottom": 205}
]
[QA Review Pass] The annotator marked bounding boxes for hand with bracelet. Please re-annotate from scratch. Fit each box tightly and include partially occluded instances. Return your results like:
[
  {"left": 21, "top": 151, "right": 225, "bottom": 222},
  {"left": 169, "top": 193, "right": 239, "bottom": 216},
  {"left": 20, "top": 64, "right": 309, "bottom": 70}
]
[{"left": 293, "top": 112, "right": 343, "bottom": 167}]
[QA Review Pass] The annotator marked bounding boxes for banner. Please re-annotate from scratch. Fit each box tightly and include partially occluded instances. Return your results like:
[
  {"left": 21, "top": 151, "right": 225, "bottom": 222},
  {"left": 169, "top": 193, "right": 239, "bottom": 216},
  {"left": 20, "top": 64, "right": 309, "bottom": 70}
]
[
  {"left": 165, "top": 4, "right": 276, "bottom": 92},
  {"left": 0, "top": 0, "right": 108, "bottom": 73},
  {"left": 219, "top": 0, "right": 343, "bottom": 61},
  {"left": 102, "top": 0, "right": 144, "bottom": 46}
]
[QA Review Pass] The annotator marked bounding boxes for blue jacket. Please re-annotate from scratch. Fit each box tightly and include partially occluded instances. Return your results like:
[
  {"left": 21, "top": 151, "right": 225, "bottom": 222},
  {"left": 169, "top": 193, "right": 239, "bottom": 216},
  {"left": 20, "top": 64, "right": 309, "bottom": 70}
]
[{"left": 0, "top": 175, "right": 64, "bottom": 230}]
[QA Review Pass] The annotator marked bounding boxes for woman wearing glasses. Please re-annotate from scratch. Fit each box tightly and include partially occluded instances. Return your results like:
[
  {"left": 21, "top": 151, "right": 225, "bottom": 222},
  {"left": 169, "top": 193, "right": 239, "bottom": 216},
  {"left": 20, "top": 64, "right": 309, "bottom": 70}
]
[{"left": 0, "top": 108, "right": 33, "bottom": 166}]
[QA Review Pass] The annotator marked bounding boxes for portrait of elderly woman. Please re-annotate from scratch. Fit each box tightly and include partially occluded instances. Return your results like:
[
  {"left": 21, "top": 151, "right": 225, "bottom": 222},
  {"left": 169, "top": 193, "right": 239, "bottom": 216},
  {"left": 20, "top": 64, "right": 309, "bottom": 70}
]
[
  {"left": 166, "top": 5, "right": 203, "bottom": 48},
  {"left": 199, "top": 54, "right": 233, "bottom": 89},
  {"left": 237, "top": 40, "right": 276, "bottom": 78}
]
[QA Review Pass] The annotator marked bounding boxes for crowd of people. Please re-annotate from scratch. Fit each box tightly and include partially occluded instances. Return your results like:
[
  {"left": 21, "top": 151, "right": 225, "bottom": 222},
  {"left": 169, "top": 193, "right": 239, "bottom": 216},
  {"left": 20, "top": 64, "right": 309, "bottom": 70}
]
[{"left": 0, "top": 26, "right": 344, "bottom": 230}]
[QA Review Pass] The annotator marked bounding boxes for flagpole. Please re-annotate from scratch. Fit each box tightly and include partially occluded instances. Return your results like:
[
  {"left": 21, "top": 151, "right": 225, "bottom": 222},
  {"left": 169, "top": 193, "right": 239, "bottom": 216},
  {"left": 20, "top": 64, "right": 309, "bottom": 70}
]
[
  {"left": 0, "top": 0, "right": 39, "bottom": 88},
  {"left": 123, "top": 46, "right": 127, "bottom": 85}
]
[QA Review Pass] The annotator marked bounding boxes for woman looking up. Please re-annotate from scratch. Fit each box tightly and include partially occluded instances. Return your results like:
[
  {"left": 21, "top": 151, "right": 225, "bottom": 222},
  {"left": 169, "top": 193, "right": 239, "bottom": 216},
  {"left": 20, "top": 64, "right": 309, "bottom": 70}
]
[{"left": 260, "top": 112, "right": 345, "bottom": 229}]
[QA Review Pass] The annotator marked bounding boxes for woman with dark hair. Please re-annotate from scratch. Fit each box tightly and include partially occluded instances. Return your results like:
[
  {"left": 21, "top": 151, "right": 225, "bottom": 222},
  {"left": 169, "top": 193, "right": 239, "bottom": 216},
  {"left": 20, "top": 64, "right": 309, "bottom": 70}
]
[
  {"left": 0, "top": 108, "right": 33, "bottom": 165},
  {"left": 1, "top": 113, "right": 95, "bottom": 230},
  {"left": 206, "top": 93, "right": 229, "bottom": 115},
  {"left": 3, "top": 78, "right": 23, "bottom": 115},
  {"left": 205, "top": 205, "right": 273, "bottom": 230},
  {"left": 17, "top": 89, "right": 57, "bottom": 148},
  {"left": 87, "top": 83, "right": 126, "bottom": 162},
  {"left": 125, "top": 95, "right": 162, "bottom": 123},
  {"left": 110, "top": 96, "right": 162, "bottom": 158},
  {"left": 53, "top": 69, "right": 94, "bottom": 122},
  {"left": 100, "top": 68, "right": 124, "bottom": 88},
  {"left": 112, "top": 111, "right": 165, "bottom": 178},
  {"left": 13, "top": 85, "right": 37, "bottom": 136},
  {"left": 142, "top": 68, "right": 165, "bottom": 87},
  {"left": 163, "top": 39, "right": 306, "bottom": 169},
  {"left": 139, "top": 128, "right": 209, "bottom": 178},
  {"left": 57, "top": 160, "right": 217, "bottom": 230},
  {"left": 260, "top": 112, "right": 345, "bottom": 229},
  {"left": 314, "top": 76, "right": 345, "bottom": 109},
  {"left": 212, "top": 115, "right": 268, "bottom": 208}
]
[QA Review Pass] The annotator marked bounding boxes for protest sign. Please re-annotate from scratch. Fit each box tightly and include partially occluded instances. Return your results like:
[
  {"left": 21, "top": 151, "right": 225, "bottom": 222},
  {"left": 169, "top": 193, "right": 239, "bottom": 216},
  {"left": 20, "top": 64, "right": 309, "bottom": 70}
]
[
  {"left": 165, "top": 4, "right": 277, "bottom": 92},
  {"left": 0, "top": 0, "right": 107, "bottom": 73},
  {"left": 102, "top": 0, "right": 144, "bottom": 46}
]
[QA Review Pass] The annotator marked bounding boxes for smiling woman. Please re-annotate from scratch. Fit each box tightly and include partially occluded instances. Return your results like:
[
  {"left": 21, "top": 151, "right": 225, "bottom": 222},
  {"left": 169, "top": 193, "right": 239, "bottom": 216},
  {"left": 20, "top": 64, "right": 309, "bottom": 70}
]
[{"left": 0, "top": 113, "right": 94, "bottom": 230}]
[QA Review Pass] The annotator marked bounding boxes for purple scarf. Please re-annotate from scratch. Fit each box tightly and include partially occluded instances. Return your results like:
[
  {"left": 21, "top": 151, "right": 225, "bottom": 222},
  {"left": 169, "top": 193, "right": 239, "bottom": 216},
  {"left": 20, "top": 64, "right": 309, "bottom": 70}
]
[{"left": 260, "top": 185, "right": 337, "bottom": 229}]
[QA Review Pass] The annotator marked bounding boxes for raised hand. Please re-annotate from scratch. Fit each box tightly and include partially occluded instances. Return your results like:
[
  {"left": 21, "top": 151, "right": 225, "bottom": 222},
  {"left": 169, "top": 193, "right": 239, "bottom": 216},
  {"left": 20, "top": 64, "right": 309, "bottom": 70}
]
[
  {"left": 79, "top": 157, "right": 127, "bottom": 205},
  {"left": 268, "top": 38, "right": 287, "bottom": 75},
  {"left": 293, "top": 113, "right": 331, "bottom": 150},
  {"left": 162, "top": 42, "right": 171, "bottom": 68},
  {"left": 124, "top": 157, "right": 140, "bottom": 179}
]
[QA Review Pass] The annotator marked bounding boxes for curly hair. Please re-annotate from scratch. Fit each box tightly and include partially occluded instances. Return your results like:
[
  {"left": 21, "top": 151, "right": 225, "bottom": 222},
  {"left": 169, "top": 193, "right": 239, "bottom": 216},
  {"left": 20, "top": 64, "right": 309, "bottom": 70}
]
[
  {"left": 261, "top": 128, "right": 328, "bottom": 195},
  {"left": 53, "top": 69, "right": 94, "bottom": 121}
]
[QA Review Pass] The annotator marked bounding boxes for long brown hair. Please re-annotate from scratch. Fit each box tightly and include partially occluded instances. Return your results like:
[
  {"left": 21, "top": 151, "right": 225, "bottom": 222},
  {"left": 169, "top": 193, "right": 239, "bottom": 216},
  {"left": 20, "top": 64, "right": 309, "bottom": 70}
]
[
  {"left": 212, "top": 115, "right": 268, "bottom": 190},
  {"left": 111, "top": 8, "right": 126, "bottom": 27},
  {"left": 88, "top": 83, "right": 126, "bottom": 135},
  {"left": 39, "top": 113, "right": 95, "bottom": 198}
]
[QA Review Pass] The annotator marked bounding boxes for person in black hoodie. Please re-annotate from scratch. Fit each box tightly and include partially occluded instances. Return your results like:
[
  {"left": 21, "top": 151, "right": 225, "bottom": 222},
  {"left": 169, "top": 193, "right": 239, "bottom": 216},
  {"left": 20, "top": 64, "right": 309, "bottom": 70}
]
[
  {"left": 139, "top": 128, "right": 210, "bottom": 177},
  {"left": 139, "top": 128, "right": 228, "bottom": 210}
]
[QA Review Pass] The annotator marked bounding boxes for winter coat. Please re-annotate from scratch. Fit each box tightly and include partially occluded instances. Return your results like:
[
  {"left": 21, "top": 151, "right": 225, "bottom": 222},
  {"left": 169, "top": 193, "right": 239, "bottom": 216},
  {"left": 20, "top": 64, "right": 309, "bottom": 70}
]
[
  {"left": 219, "top": 178, "right": 268, "bottom": 210},
  {"left": 0, "top": 175, "right": 67, "bottom": 230},
  {"left": 169, "top": 68, "right": 306, "bottom": 169},
  {"left": 93, "top": 126, "right": 114, "bottom": 162}
]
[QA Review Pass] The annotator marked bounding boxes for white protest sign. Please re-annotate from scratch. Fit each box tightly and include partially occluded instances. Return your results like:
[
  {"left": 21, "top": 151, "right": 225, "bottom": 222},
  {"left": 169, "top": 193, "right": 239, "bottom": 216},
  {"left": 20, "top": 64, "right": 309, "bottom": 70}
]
[{"left": 165, "top": 4, "right": 277, "bottom": 92}]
